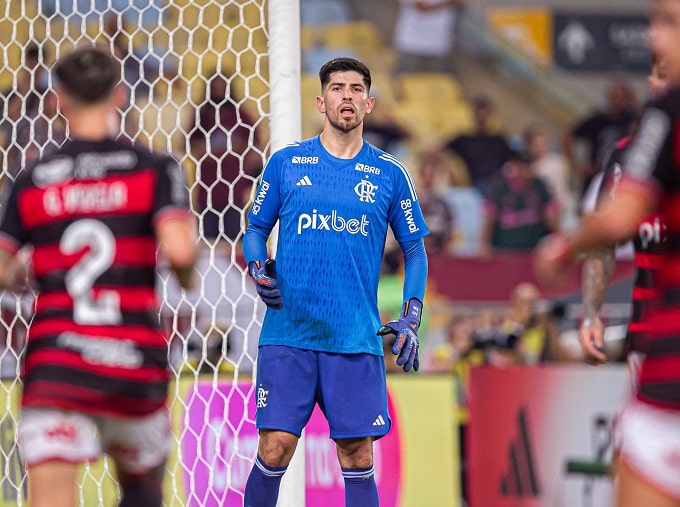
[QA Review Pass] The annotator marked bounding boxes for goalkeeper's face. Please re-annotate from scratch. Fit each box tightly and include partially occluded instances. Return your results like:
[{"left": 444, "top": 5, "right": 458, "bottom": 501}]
[{"left": 317, "top": 70, "right": 375, "bottom": 134}]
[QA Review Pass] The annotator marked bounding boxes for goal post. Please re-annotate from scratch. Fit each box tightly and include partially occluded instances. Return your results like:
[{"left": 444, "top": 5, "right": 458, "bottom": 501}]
[
  {"left": 267, "top": 0, "right": 305, "bottom": 506},
  {"left": 0, "top": 0, "right": 304, "bottom": 505}
]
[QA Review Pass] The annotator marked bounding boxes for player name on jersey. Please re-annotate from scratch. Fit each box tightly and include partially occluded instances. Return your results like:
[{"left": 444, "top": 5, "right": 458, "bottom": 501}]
[
  {"left": 43, "top": 180, "right": 128, "bottom": 216},
  {"left": 21, "top": 170, "right": 155, "bottom": 226}
]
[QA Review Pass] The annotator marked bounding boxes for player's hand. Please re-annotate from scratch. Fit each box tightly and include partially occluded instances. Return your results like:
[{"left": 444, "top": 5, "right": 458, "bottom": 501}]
[
  {"left": 377, "top": 297, "right": 423, "bottom": 372},
  {"left": 579, "top": 317, "right": 607, "bottom": 365},
  {"left": 248, "top": 259, "right": 283, "bottom": 310},
  {"left": 534, "top": 233, "right": 574, "bottom": 289}
]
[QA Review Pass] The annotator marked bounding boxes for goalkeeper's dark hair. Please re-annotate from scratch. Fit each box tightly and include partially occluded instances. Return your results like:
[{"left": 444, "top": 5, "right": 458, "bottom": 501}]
[
  {"left": 53, "top": 44, "right": 120, "bottom": 104},
  {"left": 319, "top": 57, "right": 371, "bottom": 92}
]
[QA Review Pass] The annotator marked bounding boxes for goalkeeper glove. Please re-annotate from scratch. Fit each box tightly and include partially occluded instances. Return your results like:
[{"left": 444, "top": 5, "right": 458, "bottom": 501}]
[
  {"left": 377, "top": 297, "right": 422, "bottom": 372},
  {"left": 248, "top": 259, "right": 283, "bottom": 310}
]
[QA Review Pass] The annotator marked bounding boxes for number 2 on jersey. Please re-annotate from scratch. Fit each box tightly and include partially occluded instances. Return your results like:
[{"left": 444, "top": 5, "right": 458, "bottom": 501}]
[{"left": 60, "top": 219, "right": 122, "bottom": 325}]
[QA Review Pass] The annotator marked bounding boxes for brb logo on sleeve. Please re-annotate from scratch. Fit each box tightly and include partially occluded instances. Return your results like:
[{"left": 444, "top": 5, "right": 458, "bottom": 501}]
[{"left": 297, "top": 209, "right": 369, "bottom": 236}]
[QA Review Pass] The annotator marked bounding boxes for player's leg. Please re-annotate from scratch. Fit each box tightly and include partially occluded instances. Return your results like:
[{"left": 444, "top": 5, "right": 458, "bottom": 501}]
[
  {"left": 97, "top": 407, "right": 171, "bottom": 507},
  {"left": 17, "top": 408, "right": 101, "bottom": 507},
  {"left": 26, "top": 461, "right": 80, "bottom": 507},
  {"left": 244, "top": 345, "right": 318, "bottom": 507},
  {"left": 115, "top": 463, "right": 166, "bottom": 507},
  {"left": 615, "top": 401, "right": 680, "bottom": 507},
  {"left": 617, "top": 457, "right": 680, "bottom": 507},
  {"left": 336, "top": 436, "right": 379, "bottom": 507},
  {"left": 244, "top": 429, "right": 299, "bottom": 507},
  {"left": 320, "top": 352, "right": 389, "bottom": 507}
]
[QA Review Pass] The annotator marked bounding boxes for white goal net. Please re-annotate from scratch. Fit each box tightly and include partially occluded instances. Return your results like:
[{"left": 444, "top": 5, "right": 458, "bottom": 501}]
[{"left": 0, "top": 1, "right": 301, "bottom": 505}]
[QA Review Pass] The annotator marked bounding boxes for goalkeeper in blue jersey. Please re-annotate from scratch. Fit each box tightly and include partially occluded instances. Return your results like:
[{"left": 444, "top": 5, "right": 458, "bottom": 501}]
[{"left": 242, "top": 57, "right": 429, "bottom": 507}]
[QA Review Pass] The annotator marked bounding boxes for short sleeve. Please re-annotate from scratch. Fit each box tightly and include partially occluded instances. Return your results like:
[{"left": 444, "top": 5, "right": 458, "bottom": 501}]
[
  {"left": 153, "top": 155, "right": 192, "bottom": 223},
  {"left": 624, "top": 107, "right": 672, "bottom": 188}
]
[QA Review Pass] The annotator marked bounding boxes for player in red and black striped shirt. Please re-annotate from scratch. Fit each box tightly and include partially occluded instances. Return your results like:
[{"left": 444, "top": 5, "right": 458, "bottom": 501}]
[
  {"left": 0, "top": 45, "right": 197, "bottom": 507},
  {"left": 579, "top": 52, "right": 669, "bottom": 370},
  {"left": 536, "top": 2, "right": 680, "bottom": 504}
]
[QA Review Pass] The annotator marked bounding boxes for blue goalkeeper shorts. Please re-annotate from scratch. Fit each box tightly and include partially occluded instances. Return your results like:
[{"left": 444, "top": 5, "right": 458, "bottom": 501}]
[{"left": 254, "top": 345, "right": 391, "bottom": 440}]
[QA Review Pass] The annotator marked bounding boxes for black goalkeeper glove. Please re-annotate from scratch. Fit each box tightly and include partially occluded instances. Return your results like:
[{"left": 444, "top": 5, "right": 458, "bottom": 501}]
[
  {"left": 377, "top": 297, "right": 422, "bottom": 372},
  {"left": 248, "top": 259, "right": 283, "bottom": 310}
]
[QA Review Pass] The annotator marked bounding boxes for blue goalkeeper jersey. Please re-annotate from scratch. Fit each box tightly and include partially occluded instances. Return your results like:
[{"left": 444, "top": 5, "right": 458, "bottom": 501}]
[{"left": 247, "top": 135, "right": 429, "bottom": 355}]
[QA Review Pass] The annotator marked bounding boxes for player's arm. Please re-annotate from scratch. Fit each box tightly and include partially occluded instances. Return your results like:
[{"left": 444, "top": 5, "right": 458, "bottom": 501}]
[
  {"left": 156, "top": 214, "right": 197, "bottom": 289},
  {"left": 578, "top": 148, "right": 621, "bottom": 364},
  {"left": 0, "top": 248, "right": 30, "bottom": 292},
  {"left": 153, "top": 157, "right": 198, "bottom": 290},
  {"left": 243, "top": 154, "right": 283, "bottom": 309},
  {"left": 536, "top": 186, "right": 653, "bottom": 288},
  {"left": 580, "top": 246, "right": 615, "bottom": 364},
  {"left": 377, "top": 238, "right": 428, "bottom": 372},
  {"left": 0, "top": 176, "right": 31, "bottom": 292}
]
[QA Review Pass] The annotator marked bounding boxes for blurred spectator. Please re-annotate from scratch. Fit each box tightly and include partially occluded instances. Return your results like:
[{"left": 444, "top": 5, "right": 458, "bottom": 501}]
[
  {"left": 438, "top": 155, "right": 484, "bottom": 257},
  {"left": 524, "top": 123, "right": 579, "bottom": 231},
  {"left": 478, "top": 149, "right": 559, "bottom": 257},
  {"left": 562, "top": 78, "right": 639, "bottom": 196},
  {"left": 130, "top": 63, "right": 192, "bottom": 155},
  {"left": 495, "top": 282, "right": 570, "bottom": 365},
  {"left": 1, "top": 45, "right": 65, "bottom": 177},
  {"left": 10, "top": 89, "right": 66, "bottom": 175},
  {"left": 0, "top": 44, "right": 48, "bottom": 117},
  {"left": 463, "top": 282, "right": 534, "bottom": 366},
  {"left": 41, "top": 0, "right": 166, "bottom": 27},
  {"left": 185, "top": 324, "right": 235, "bottom": 375},
  {"left": 393, "top": 0, "right": 467, "bottom": 75},
  {"left": 103, "top": 12, "right": 159, "bottom": 139},
  {"left": 442, "top": 95, "right": 512, "bottom": 196},
  {"left": 363, "top": 106, "right": 412, "bottom": 154},
  {"left": 189, "top": 72, "right": 263, "bottom": 248},
  {"left": 427, "top": 313, "right": 484, "bottom": 377},
  {"left": 416, "top": 151, "right": 454, "bottom": 255}
]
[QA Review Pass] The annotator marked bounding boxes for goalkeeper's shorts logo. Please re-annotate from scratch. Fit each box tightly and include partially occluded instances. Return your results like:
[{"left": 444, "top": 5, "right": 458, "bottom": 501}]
[
  {"left": 297, "top": 209, "right": 369, "bottom": 236},
  {"left": 257, "top": 386, "right": 269, "bottom": 408}
]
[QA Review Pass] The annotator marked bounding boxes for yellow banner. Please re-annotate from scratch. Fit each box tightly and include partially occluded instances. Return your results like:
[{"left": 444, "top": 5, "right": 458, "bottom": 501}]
[
  {"left": 486, "top": 7, "right": 553, "bottom": 64},
  {"left": 388, "top": 374, "right": 459, "bottom": 507}
]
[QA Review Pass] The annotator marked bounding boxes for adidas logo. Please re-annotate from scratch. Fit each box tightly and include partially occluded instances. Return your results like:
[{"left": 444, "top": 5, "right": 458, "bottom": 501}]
[
  {"left": 372, "top": 415, "right": 386, "bottom": 426},
  {"left": 499, "top": 407, "right": 540, "bottom": 497},
  {"left": 296, "top": 175, "right": 312, "bottom": 186}
]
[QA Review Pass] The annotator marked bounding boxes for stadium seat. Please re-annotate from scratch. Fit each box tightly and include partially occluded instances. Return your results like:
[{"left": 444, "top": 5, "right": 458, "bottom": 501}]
[
  {"left": 300, "top": 0, "right": 352, "bottom": 26},
  {"left": 370, "top": 71, "right": 399, "bottom": 107},
  {"left": 303, "top": 45, "right": 359, "bottom": 74},
  {"left": 391, "top": 101, "right": 444, "bottom": 148},
  {"left": 434, "top": 100, "right": 474, "bottom": 139},
  {"left": 321, "top": 21, "right": 383, "bottom": 61},
  {"left": 396, "top": 72, "right": 465, "bottom": 104}
]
